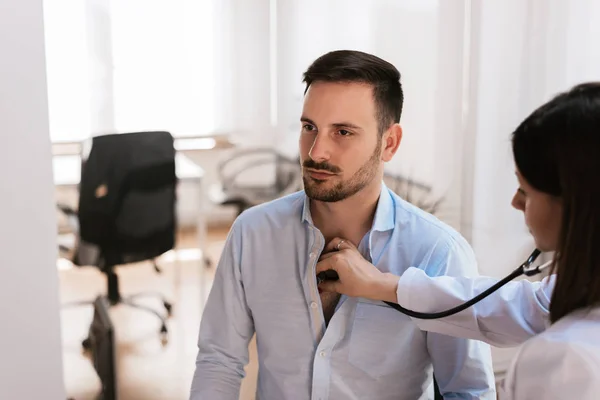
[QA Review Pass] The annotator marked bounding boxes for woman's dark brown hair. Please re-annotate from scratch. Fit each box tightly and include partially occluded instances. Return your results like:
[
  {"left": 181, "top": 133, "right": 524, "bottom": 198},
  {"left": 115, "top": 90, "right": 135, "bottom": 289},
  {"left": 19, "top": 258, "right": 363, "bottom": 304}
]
[{"left": 512, "top": 82, "right": 600, "bottom": 323}]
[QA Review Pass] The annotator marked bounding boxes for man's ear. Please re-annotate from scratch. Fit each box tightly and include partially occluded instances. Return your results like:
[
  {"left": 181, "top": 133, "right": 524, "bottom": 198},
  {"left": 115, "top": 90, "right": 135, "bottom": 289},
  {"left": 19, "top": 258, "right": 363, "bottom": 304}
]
[{"left": 381, "top": 124, "right": 402, "bottom": 162}]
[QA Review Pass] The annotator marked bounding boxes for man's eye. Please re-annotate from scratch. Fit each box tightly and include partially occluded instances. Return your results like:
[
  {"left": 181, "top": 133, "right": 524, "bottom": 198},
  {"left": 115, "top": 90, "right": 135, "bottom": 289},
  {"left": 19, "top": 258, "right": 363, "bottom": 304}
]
[
  {"left": 302, "top": 124, "right": 315, "bottom": 132},
  {"left": 338, "top": 129, "right": 350, "bottom": 136},
  {"left": 518, "top": 188, "right": 527, "bottom": 196}
]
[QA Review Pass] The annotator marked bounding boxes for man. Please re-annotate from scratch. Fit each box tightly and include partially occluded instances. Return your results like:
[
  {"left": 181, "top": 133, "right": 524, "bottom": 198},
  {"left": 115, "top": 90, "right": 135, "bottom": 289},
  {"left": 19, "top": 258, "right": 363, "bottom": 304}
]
[{"left": 190, "top": 50, "right": 495, "bottom": 399}]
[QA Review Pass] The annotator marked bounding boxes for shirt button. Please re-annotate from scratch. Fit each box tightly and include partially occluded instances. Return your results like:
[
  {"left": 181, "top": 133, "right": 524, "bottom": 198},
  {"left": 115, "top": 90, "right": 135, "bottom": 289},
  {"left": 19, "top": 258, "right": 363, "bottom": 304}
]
[
  {"left": 310, "top": 302, "right": 318, "bottom": 309},
  {"left": 309, "top": 251, "right": 317, "bottom": 258},
  {"left": 319, "top": 351, "right": 326, "bottom": 357}
]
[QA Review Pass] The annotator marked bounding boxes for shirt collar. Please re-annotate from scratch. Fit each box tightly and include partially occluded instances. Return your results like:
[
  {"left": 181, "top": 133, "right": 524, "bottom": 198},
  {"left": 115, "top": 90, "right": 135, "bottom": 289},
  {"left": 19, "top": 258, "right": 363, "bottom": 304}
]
[{"left": 301, "top": 181, "right": 395, "bottom": 232}]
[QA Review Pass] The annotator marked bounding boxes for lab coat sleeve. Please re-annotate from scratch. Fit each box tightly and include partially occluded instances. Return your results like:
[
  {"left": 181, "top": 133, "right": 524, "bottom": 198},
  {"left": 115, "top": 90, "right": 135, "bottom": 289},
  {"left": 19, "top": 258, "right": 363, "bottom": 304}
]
[
  {"left": 507, "top": 336, "right": 600, "bottom": 399},
  {"left": 423, "top": 237, "right": 496, "bottom": 399},
  {"left": 189, "top": 221, "right": 254, "bottom": 400},
  {"left": 396, "top": 266, "right": 554, "bottom": 347}
]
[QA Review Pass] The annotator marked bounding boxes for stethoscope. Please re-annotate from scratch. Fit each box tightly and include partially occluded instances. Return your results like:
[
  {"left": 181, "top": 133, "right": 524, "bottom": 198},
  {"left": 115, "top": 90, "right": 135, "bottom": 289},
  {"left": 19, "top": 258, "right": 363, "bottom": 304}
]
[{"left": 317, "top": 248, "right": 553, "bottom": 320}]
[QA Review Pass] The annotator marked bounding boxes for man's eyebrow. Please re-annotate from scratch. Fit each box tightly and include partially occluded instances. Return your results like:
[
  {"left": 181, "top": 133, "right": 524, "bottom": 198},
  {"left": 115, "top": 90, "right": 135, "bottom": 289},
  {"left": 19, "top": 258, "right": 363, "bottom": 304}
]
[
  {"left": 331, "top": 122, "right": 363, "bottom": 131},
  {"left": 300, "top": 116, "right": 315, "bottom": 125},
  {"left": 300, "top": 116, "right": 363, "bottom": 131}
]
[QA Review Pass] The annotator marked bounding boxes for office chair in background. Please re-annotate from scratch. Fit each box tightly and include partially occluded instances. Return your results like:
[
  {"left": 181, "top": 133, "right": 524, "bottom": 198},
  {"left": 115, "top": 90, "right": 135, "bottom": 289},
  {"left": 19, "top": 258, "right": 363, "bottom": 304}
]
[
  {"left": 60, "top": 131, "right": 177, "bottom": 348},
  {"left": 383, "top": 171, "right": 444, "bottom": 215},
  {"left": 209, "top": 147, "right": 302, "bottom": 216}
]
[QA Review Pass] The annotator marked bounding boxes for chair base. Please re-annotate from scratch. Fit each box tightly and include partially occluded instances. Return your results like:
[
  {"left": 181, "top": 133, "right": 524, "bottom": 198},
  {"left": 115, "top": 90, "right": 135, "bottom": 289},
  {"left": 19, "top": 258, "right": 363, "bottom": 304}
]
[
  {"left": 64, "top": 264, "right": 172, "bottom": 350},
  {"left": 80, "top": 295, "right": 171, "bottom": 350}
]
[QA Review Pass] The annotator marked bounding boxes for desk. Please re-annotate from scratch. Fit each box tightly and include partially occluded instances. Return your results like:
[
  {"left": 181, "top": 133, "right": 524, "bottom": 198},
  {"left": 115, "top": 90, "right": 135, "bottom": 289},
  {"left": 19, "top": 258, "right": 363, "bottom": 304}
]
[
  {"left": 52, "top": 134, "right": 237, "bottom": 157},
  {"left": 52, "top": 153, "right": 205, "bottom": 187}
]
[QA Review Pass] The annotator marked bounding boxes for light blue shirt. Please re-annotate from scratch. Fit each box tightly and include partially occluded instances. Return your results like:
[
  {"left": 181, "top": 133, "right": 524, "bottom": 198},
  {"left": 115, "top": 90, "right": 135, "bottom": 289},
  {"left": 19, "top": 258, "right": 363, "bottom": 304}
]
[{"left": 190, "top": 183, "right": 496, "bottom": 399}]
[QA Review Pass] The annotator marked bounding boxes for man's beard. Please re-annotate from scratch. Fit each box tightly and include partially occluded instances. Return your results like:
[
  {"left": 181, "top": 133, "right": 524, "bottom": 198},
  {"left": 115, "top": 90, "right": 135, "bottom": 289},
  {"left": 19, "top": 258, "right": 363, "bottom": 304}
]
[{"left": 302, "top": 143, "right": 381, "bottom": 202}]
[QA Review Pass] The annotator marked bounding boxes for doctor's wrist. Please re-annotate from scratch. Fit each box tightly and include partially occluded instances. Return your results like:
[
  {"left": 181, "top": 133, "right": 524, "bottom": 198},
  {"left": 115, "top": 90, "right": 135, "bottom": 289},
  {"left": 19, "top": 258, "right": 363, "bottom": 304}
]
[{"left": 372, "top": 273, "right": 400, "bottom": 304}]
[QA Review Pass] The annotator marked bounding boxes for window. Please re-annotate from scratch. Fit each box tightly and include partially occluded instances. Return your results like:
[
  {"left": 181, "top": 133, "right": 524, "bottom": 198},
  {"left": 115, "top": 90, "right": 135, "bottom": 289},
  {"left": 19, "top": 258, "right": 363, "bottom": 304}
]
[
  {"left": 110, "top": 0, "right": 215, "bottom": 136},
  {"left": 43, "top": 0, "right": 91, "bottom": 142},
  {"left": 44, "top": 0, "right": 215, "bottom": 142}
]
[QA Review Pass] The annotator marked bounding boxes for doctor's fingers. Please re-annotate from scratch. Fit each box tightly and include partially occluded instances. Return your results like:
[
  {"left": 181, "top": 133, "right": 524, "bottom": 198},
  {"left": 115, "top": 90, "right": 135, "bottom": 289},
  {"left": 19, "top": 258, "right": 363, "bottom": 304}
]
[
  {"left": 315, "top": 251, "right": 357, "bottom": 273},
  {"left": 315, "top": 254, "right": 342, "bottom": 273},
  {"left": 318, "top": 248, "right": 352, "bottom": 261}
]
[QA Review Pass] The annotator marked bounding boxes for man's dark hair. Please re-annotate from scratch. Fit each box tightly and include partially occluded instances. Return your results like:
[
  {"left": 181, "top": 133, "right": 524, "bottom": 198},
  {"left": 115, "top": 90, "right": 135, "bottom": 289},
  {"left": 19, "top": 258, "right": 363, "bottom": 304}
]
[{"left": 302, "top": 50, "right": 403, "bottom": 136}]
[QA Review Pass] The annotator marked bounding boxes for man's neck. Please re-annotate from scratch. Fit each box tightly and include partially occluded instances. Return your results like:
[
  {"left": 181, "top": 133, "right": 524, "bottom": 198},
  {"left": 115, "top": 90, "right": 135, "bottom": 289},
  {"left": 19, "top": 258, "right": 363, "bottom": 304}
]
[{"left": 310, "top": 181, "right": 382, "bottom": 248}]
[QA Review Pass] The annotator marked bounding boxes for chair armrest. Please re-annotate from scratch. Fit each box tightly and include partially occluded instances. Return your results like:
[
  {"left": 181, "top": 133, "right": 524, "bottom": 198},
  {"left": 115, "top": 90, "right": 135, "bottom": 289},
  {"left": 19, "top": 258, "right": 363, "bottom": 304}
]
[
  {"left": 57, "top": 203, "right": 79, "bottom": 233},
  {"left": 57, "top": 203, "right": 77, "bottom": 217}
]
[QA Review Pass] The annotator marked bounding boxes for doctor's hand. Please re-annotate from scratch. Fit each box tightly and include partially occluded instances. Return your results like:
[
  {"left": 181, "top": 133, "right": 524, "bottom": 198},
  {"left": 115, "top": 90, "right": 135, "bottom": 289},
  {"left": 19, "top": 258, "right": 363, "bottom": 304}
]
[{"left": 316, "top": 237, "right": 399, "bottom": 303}]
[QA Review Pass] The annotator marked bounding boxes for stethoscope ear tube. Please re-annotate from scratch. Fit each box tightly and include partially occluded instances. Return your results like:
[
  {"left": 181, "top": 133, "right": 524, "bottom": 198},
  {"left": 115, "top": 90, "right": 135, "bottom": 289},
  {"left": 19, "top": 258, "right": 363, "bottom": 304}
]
[{"left": 384, "top": 249, "right": 552, "bottom": 319}]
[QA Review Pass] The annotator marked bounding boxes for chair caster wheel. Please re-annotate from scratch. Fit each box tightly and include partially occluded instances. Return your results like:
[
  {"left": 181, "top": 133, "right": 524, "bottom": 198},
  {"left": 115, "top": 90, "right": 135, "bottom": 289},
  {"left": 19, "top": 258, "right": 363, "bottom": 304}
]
[
  {"left": 82, "top": 337, "right": 91, "bottom": 350},
  {"left": 164, "top": 301, "right": 172, "bottom": 316}
]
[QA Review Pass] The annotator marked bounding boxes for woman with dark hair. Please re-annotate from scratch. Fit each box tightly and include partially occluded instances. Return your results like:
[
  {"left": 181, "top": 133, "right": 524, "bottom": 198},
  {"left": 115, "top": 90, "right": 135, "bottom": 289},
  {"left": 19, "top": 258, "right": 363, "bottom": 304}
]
[{"left": 316, "top": 82, "right": 600, "bottom": 399}]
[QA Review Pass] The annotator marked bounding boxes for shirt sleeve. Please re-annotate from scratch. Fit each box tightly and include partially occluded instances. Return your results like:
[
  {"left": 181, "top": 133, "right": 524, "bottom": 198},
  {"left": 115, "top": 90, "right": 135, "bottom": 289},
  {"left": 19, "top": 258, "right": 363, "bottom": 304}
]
[
  {"left": 189, "top": 220, "right": 255, "bottom": 400},
  {"left": 422, "top": 237, "right": 497, "bottom": 399},
  {"left": 508, "top": 336, "right": 600, "bottom": 399},
  {"left": 396, "top": 260, "right": 553, "bottom": 347}
]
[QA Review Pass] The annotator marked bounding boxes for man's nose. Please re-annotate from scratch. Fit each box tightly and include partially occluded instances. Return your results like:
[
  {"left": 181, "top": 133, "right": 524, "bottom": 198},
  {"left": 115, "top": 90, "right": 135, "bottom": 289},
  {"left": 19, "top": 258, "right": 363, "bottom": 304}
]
[{"left": 309, "top": 133, "right": 332, "bottom": 162}]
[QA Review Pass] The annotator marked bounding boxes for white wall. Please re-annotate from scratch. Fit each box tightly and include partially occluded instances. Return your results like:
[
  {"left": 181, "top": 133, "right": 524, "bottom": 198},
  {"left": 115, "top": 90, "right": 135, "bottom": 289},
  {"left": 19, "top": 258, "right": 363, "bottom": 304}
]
[{"left": 0, "top": 0, "right": 66, "bottom": 398}]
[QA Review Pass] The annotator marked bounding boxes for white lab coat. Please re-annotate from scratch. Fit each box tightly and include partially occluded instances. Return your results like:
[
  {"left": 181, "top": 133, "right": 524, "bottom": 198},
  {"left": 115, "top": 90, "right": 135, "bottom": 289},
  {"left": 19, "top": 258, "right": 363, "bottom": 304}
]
[{"left": 396, "top": 268, "right": 600, "bottom": 399}]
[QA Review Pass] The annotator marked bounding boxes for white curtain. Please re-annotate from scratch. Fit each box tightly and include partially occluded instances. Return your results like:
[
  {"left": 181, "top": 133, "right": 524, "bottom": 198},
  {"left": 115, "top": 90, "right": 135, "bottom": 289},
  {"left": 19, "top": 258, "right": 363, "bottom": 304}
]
[{"left": 463, "top": 0, "right": 600, "bottom": 277}]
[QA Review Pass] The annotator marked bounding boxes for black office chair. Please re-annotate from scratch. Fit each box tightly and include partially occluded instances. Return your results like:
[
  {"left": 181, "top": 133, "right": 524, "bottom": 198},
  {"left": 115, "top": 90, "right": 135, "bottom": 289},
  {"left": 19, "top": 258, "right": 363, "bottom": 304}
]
[
  {"left": 59, "top": 131, "right": 177, "bottom": 348},
  {"left": 209, "top": 147, "right": 302, "bottom": 216}
]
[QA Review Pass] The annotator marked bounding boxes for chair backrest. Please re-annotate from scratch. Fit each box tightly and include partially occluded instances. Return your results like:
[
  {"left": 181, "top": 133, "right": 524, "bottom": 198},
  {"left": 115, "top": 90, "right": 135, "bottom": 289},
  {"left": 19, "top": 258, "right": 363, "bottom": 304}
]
[
  {"left": 274, "top": 153, "right": 302, "bottom": 193},
  {"left": 216, "top": 147, "right": 302, "bottom": 203},
  {"left": 77, "top": 131, "right": 177, "bottom": 267}
]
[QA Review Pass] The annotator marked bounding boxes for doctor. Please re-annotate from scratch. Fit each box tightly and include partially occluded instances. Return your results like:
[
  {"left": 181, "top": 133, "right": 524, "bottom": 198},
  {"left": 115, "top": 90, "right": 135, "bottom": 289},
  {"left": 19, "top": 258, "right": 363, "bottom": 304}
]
[{"left": 315, "top": 82, "right": 600, "bottom": 399}]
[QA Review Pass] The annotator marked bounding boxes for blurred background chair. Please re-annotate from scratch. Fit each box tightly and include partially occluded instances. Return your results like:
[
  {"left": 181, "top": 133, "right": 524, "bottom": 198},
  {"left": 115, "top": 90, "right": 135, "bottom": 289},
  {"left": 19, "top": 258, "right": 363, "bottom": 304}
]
[
  {"left": 209, "top": 147, "right": 302, "bottom": 216},
  {"left": 383, "top": 171, "right": 444, "bottom": 215},
  {"left": 59, "top": 131, "right": 177, "bottom": 349}
]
